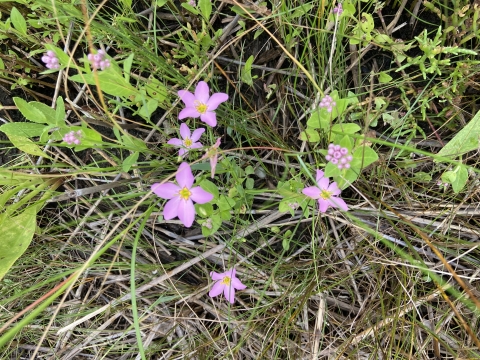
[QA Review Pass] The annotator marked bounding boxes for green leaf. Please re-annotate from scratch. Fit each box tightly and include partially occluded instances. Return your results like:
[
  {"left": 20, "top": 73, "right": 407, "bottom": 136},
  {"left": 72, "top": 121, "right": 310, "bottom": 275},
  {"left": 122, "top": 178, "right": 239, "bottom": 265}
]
[
  {"left": 0, "top": 122, "right": 46, "bottom": 138},
  {"left": 351, "top": 146, "right": 378, "bottom": 169},
  {"left": 378, "top": 71, "right": 393, "bottom": 83},
  {"left": 14, "top": 97, "right": 47, "bottom": 124},
  {"left": 123, "top": 53, "right": 134, "bottom": 82},
  {"left": 198, "top": 0, "right": 212, "bottom": 20},
  {"left": 450, "top": 165, "right": 468, "bottom": 193},
  {"left": 70, "top": 70, "right": 138, "bottom": 97},
  {"left": 181, "top": 2, "right": 200, "bottom": 15},
  {"left": 8, "top": 135, "right": 50, "bottom": 158},
  {"left": 218, "top": 195, "right": 236, "bottom": 211},
  {"left": 306, "top": 109, "right": 330, "bottom": 130},
  {"left": 241, "top": 55, "right": 255, "bottom": 86},
  {"left": 299, "top": 127, "right": 320, "bottom": 142},
  {"left": 331, "top": 123, "right": 361, "bottom": 135},
  {"left": 436, "top": 109, "right": 480, "bottom": 161},
  {"left": 198, "top": 179, "right": 218, "bottom": 198},
  {"left": 156, "top": 0, "right": 168, "bottom": 6},
  {"left": 55, "top": 96, "right": 66, "bottom": 127},
  {"left": 122, "top": 152, "right": 139, "bottom": 172},
  {"left": 145, "top": 77, "right": 168, "bottom": 103},
  {"left": 137, "top": 98, "right": 158, "bottom": 120},
  {"left": 30, "top": 102, "right": 56, "bottom": 125},
  {"left": 0, "top": 207, "right": 37, "bottom": 281},
  {"left": 11, "top": 7, "right": 27, "bottom": 35}
]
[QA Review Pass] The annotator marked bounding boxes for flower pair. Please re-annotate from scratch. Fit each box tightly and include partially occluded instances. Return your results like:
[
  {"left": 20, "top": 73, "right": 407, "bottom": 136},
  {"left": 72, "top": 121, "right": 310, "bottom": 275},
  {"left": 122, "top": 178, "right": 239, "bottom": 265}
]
[{"left": 41, "top": 49, "right": 111, "bottom": 71}]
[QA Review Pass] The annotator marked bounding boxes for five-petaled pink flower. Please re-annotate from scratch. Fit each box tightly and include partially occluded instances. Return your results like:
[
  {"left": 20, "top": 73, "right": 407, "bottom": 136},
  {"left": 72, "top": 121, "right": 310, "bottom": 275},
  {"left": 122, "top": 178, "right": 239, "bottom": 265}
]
[
  {"left": 209, "top": 268, "right": 246, "bottom": 304},
  {"left": 202, "top": 138, "right": 221, "bottom": 178},
  {"left": 167, "top": 123, "right": 205, "bottom": 157},
  {"left": 302, "top": 169, "right": 348, "bottom": 213},
  {"left": 178, "top": 81, "right": 228, "bottom": 127},
  {"left": 152, "top": 162, "right": 213, "bottom": 227}
]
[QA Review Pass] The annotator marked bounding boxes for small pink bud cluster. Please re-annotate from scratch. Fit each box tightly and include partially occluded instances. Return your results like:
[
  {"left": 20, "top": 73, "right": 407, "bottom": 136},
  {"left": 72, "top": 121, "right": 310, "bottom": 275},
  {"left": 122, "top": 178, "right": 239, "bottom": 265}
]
[
  {"left": 319, "top": 95, "right": 336, "bottom": 113},
  {"left": 41, "top": 50, "right": 60, "bottom": 69},
  {"left": 87, "top": 50, "right": 110, "bottom": 70},
  {"left": 63, "top": 130, "right": 82, "bottom": 145},
  {"left": 333, "top": 2, "right": 343, "bottom": 15},
  {"left": 326, "top": 144, "right": 352, "bottom": 169}
]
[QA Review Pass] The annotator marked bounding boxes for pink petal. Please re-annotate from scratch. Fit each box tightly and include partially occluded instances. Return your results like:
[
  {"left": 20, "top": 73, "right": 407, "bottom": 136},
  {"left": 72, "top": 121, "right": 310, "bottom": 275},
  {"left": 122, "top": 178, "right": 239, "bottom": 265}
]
[
  {"left": 318, "top": 198, "right": 330, "bottom": 213},
  {"left": 209, "top": 281, "right": 225, "bottom": 298},
  {"left": 179, "top": 107, "right": 200, "bottom": 120},
  {"left": 327, "top": 181, "right": 341, "bottom": 196},
  {"left": 190, "top": 142, "right": 203, "bottom": 150},
  {"left": 167, "top": 138, "right": 182, "bottom": 146},
  {"left": 178, "top": 90, "right": 195, "bottom": 107},
  {"left": 225, "top": 268, "right": 236, "bottom": 278},
  {"left": 231, "top": 277, "right": 246, "bottom": 290},
  {"left": 316, "top": 170, "right": 325, "bottom": 183},
  {"left": 179, "top": 122, "right": 191, "bottom": 139},
  {"left": 177, "top": 198, "right": 195, "bottom": 227},
  {"left": 302, "top": 186, "right": 320, "bottom": 199},
  {"left": 178, "top": 148, "right": 187, "bottom": 157},
  {"left": 176, "top": 162, "right": 194, "bottom": 188},
  {"left": 317, "top": 177, "right": 329, "bottom": 190},
  {"left": 190, "top": 186, "right": 214, "bottom": 204},
  {"left": 224, "top": 285, "right": 236, "bottom": 304},
  {"left": 206, "top": 93, "right": 228, "bottom": 110},
  {"left": 163, "top": 196, "right": 181, "bottom": 220},
  {"left": 190, "top": 127, "right": 205, "bottom": 142},
  {"left": 210, "top": 271, "right": 225, "bottom": 281},
  {"left": 152, "top": 183, "right": 180, "bottom": 199},
  {"left": 200, "top": 112, "right": 217, "bottom": 127},
  {"left": 210, "top": 155, "right": 218, "bottom": 178},
  {"left": 195, "top": 81, "right": 210, "bottom": 103},
  {"left": 329, "top": 196, "right": 349, "bottom": 211}
]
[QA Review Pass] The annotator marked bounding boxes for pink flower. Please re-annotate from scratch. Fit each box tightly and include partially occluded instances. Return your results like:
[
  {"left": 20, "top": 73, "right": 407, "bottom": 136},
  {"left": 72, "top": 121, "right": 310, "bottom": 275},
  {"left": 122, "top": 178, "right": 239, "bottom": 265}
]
[
  {"left": 87, "top": 50, "right": 110, "bottom": 70},
  {"left": 325, "top": 143, "right": 353, "bottom": 169},
  {"left": 302, "top": 170, "right": 348, "bottom": 212},
  {"left": 63, "top": 130, "right": 82, "bottom": 145},
  {"left": 178, "top": 81, "right": 228, "bottom": 127},
  {"left": 152, "top": 162, "right": 213, "bottom": 227},
  {"left": 41, "top": 50, "right": 60, "bottom": 70},
  {"left": 202, "top": 138, "right": 221, "bottom": 178},
  {"left": 209, "top": 268, "right": 246, "bottom": 304},
  {"left": 167, "top": 123, "right": 205, "bottom": 157}
]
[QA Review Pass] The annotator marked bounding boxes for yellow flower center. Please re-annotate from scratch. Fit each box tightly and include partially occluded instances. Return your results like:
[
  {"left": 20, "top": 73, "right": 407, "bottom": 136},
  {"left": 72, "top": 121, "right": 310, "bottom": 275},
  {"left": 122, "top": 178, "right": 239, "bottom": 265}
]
[
  {"left": 221, "top": 276, "right": 231, "bottom": 286},
  {"left": 320, "top": 189, "right": 332, "bottom": 200},
  {"left": 178, "top": 186, "right": 192, "bottom": 200},
  {"left": 194, "top": 100, "right": 208, "bottom": 114},
  {"left": 183, "top": 137, "right": 192, "bottom": 147}
]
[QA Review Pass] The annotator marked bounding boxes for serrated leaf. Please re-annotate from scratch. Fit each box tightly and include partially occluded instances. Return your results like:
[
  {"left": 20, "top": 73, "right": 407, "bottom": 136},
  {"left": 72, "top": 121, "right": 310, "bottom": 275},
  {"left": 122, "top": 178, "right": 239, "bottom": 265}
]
[
  {"left": 0, "top": 122, "right": 46, "bottom": 138},
  {"left": 0, "top": 207, "right": 37, "bottom": 281},
  {"left": 436, "top": 109, "right": 480, "bottom": 161},
  {"left": 8, "top": 135, "right": 50, "bottom": 157},
  {"left": 11, "top": 7, "right": 27, "bottom": 35},
  {"left": 14, "top": 97, "right": 47, "bottom": 124}
]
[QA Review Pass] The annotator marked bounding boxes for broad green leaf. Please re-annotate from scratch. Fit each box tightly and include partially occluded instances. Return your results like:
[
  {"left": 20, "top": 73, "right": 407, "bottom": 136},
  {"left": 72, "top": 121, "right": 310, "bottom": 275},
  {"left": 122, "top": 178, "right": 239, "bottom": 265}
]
[
  {"left": 200, "top": 214, "right": 222, "bottom": 237},
  {"left": 218, "top": 195, "right": 235, "bottom": 211},
  {"left": 378, "top": 71, "right": 393, "bottom": 83},
  {"left": 11, "top": 7, "right": 27, "bottom": 35},
  {"left": 198, "top": 179, "right": 218, "bottom": 198},
  {"left": 137, "top": 98, "right": 158, "bottom": 120},
  {"left": 306, "top": 109, "right": 330, "bottom": 130},
  {"left": 122, "top": 151, "right": 139, "bottom": 172},
  {"left": 241, "top": 55, "right": 255, "bottom": 86},
  {"left": 70, "top": 70, "right": 138, "bottom": 97},
  {"left": 331, "top": 123, "right": 361, "bottom": 135},
  {"left": 0, "top": 169, "right": 44, "bottom": 186},
  {"left": 436, "top": 110, "right": 480, "bottom": 161},
  {"left": 299, "top": 127, "right": 320, "bottom": 142},
  {"left": 351, "top": 146, "right": 378, "bottom": 169},
  {"left": 199, "top": 0, "right": 212, "bottom": 20},
  {"left": 181, "top": 2, "right": 200, "bottom": 15},
  {"left": 0, "top": 122, "right": 46, "bottom": 138},
  {"left": 123, "top": 53, "right": 134, "bottom": 82},
  {"left": 8, "top": 135, "right": 50, "bottom": 158},
  {"left": 55, "top": 96, "right": 66, "bottom": 127},
  {"left": 145, "top": 77, "right": 168, "bottom": 103},
  {"left": 30, "top": 102, "right": 56, "bottom": 125},
  {"left": 0, "top": 207, "right": 37, "bottom": 281},
  {"left": 443, "top": 165, "right": 468, "bottom": 193},
  {"left": 14, "top": 97, "right": 47, "bottom": 123}
]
